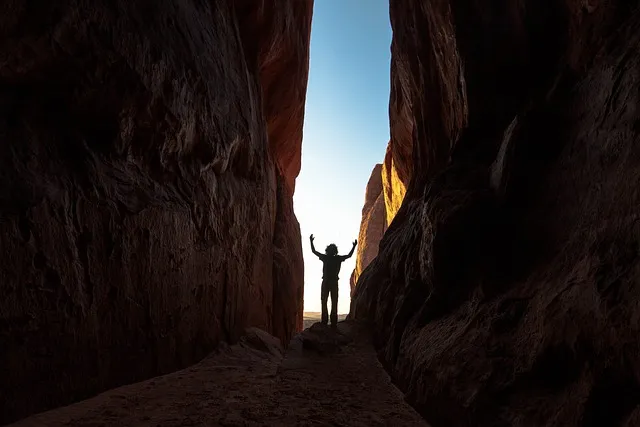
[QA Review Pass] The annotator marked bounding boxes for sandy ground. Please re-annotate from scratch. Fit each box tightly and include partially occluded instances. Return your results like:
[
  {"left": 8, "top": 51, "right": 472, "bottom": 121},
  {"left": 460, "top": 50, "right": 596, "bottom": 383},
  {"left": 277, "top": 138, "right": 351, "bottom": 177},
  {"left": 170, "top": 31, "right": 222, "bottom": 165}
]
[{"left": 10, "top": 321, "right": 428, "bottom": 427}]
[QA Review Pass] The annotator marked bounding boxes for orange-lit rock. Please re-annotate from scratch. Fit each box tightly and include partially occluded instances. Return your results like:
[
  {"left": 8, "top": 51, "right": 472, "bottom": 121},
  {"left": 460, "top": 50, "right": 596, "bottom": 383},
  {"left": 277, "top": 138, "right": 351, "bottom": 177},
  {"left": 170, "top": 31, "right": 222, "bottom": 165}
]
[
  {"left": 381, "top": 141, "right": 408, "bottom": 225},
  {"left": 236, "top": 0, "right": 312, "bottom": 347},
  {"left": 236, "top": 0, "right": 312, "bottom": 194},
  {"left": 0, "top": 0, "right": 312, "bottom": 423},
  {"left": 353, "top": 0, "right": 640, "bottom": 426},
  {"left": 350, "top": 164, "right": 386, "bottom": 295}
]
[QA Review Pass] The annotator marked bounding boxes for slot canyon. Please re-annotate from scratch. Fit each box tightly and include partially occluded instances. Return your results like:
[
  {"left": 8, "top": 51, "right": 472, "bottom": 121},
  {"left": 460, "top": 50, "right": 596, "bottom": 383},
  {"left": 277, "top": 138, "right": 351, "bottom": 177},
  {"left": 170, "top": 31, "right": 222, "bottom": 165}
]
[{"left": 1, "top": 0, "right": 639, "bottom": 426}]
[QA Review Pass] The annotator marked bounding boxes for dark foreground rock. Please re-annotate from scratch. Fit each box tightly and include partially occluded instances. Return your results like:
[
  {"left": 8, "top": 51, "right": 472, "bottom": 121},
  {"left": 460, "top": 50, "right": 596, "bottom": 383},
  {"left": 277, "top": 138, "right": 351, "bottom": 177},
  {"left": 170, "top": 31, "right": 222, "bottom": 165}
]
[{"left": 352, "top": 1, "right": 640, "bottom": 426}]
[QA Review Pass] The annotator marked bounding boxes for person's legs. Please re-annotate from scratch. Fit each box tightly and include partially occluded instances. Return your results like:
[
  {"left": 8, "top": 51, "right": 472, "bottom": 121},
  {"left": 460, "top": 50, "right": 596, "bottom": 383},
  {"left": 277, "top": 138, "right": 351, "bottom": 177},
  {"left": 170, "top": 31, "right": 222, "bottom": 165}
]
[
  {"left": 320, "top": 280, "right": 329, "bottom": 325},
  {"left": 329, "top": 281, "right": 338, "bottom": 326}
]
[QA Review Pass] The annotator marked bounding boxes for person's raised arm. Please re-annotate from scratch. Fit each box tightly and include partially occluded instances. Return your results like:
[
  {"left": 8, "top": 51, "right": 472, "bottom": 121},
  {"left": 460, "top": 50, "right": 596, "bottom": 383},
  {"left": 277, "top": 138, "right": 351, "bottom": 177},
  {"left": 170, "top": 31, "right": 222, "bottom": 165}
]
[
  {"left": 310, "top": 234, "right": 323, "bottom": 258},
  {"left": 341, "top": 239, "right": 358, "bottom": 260}
]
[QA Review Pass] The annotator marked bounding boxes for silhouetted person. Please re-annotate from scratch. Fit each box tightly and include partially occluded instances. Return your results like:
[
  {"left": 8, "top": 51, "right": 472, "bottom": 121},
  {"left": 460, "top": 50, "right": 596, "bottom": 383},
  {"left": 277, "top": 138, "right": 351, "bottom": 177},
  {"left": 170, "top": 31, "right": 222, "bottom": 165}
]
[{"left": 309, "top": 234, "right": 357, "bottom": 327}]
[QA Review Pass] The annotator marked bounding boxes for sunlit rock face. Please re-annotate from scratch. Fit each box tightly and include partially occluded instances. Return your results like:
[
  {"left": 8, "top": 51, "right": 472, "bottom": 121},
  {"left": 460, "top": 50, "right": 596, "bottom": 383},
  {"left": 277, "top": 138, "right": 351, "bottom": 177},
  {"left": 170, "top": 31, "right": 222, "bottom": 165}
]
[
  {"left": 381, "top": 140, "right": 409, "bottom": 225},
  {"left": 353, "top": 0, "right": 640, "bottom": 426},
  {"left": 350, "top": 164, "right": 386, "bottom": 296},
  {"left": 0, "top": 0, "right": 312, "bottom": 422}
]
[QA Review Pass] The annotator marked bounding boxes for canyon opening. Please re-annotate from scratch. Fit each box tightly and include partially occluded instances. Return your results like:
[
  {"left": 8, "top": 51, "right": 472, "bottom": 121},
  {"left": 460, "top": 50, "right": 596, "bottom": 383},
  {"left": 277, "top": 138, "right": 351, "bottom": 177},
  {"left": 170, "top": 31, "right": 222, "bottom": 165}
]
[{"left": 1, "top": 1, "right": 640, "bottom": 426}]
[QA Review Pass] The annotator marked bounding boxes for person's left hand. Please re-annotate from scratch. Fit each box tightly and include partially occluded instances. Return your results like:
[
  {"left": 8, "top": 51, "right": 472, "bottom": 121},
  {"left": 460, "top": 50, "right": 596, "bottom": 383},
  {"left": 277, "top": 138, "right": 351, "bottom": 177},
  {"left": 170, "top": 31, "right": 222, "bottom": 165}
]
[{"left": 353, "top": 239, "right": 358, "bottom": 246}]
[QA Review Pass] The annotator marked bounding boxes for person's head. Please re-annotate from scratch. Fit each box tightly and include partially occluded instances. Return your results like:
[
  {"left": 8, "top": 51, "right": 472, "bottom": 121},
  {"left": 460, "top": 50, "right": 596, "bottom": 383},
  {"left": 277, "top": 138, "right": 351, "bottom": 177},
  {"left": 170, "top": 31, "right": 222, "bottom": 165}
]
[{"left": 325, "top": 244, "right": 338, "bottom": 256}]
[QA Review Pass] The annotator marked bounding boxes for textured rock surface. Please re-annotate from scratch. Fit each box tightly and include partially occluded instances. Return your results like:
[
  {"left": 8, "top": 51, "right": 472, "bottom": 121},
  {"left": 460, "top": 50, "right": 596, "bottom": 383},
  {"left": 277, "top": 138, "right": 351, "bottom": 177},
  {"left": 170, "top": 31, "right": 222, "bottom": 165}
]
[
  {"left": 350, "top": 164, "right": 386, "bottom": 295},
  {"left": 353, "top": 1, "right": 640, "bottom": 426},
  {"left": 381, "top": 140, "right": 409, "bottom": 225},
  {"left": 388, "top": 50, "right": 414, "bottom": 190},
  {"left": 0, "top": 0, "right": 312, "bottom": 423},
  {"left": 383, "top": 44, "right": 415, "bottom": 225}
]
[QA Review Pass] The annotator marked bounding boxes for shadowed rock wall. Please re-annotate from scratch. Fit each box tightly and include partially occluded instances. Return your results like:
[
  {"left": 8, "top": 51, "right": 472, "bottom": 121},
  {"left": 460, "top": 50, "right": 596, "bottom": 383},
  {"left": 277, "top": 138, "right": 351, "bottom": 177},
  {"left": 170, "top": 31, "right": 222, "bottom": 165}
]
[
  {"left": 0, "top": 0, "right": 312, "bottom": 422},
  {"left": 353, "top": 1, "right": 640, "bottom": 426}
]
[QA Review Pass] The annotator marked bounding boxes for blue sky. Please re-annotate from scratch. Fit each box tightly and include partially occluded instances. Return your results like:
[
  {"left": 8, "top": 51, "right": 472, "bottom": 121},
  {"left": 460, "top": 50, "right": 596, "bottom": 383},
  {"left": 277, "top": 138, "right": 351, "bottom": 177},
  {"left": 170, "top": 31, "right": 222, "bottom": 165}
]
[{"left": 294, "top": 1, "right": 392, "bottom": 314}]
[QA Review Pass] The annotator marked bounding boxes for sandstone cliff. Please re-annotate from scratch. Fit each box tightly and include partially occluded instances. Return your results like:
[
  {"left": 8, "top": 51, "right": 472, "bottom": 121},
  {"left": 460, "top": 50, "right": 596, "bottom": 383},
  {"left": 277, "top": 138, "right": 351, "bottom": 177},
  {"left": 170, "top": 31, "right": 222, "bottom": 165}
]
[
  {"left": 350, "top": 164, "right": 386, "bottom": 295},
  {"left": 353, "top": 1, "right": 640, "bottom": 426},
  {"left": 0, "top": 0, "right": 312, "bottom": 423},
  {"left": 381, "top": 141, "right": 409, "bottom": 225},
  {"left": 383, "top": 48, "right": 415, "bottom": 224},
  {"left": 349, "top": 55, "right": 417, "bottom": 289}
]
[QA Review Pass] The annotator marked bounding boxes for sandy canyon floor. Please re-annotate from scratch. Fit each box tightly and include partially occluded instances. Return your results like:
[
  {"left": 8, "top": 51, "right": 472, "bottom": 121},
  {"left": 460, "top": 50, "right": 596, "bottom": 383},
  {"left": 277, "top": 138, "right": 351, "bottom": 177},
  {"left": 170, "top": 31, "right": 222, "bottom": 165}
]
[{"left": 10, "top": 321, "right": 427, "bottom": 427}]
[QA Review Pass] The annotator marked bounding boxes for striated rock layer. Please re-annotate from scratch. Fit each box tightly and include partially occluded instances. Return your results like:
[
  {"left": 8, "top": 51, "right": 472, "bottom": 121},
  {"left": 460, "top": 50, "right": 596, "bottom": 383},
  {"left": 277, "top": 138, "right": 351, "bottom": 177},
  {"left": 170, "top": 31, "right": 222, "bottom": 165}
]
[
  {"left": 350, "top": 164, "right": 386, "bottom": 296},
  {"left": 0, "top": 0, "right": 312, "bottom": 423},
  {"left": 353, "top": 1, "right": 640, "bottom": 426}
]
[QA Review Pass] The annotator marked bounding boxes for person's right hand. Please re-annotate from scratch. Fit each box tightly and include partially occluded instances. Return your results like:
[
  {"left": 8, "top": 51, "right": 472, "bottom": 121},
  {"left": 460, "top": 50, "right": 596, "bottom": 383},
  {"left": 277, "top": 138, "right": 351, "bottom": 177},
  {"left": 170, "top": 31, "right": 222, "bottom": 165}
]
[{"left": 310, "top": 234, "right": 314, "bottom": 241}]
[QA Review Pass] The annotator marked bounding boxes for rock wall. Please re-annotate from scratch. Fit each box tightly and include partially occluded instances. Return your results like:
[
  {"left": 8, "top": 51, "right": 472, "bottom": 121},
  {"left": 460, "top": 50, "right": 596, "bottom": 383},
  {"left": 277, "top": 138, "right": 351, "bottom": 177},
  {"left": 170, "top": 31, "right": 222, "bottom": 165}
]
[
  {"left": 381, "top": 141, "right": 409, "bottom": 225},
  {"left": 350, "top": 164, "right": 386, "bottom": 296},
  {"left": 350, "top": 49, "right": 417, "bottom": 293},
  {"left": 0, "top": 0, "right": 312, "bottom": 423},
  {"left": 384, "top": 46, "right": 415, "bottom": 224},
  {"left": 235, "top": 0, "right": 310, "bottom": 348},
  {"left": 349, "top": 29, "right": 417, "bottom": 296},
  {"left": 353, "top": 1, "right": 640, "bottom": 426},
  {"left": 350, "top": 57, "right": 416, "bottom": 294}
]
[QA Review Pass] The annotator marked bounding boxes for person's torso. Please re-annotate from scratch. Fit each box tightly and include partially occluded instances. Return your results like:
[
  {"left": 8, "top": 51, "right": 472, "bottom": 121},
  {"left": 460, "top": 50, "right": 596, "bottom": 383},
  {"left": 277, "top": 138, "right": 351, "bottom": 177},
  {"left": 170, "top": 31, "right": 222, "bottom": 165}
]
[{"left": 322, "top": 256, "right": 343, "bottom": 280}]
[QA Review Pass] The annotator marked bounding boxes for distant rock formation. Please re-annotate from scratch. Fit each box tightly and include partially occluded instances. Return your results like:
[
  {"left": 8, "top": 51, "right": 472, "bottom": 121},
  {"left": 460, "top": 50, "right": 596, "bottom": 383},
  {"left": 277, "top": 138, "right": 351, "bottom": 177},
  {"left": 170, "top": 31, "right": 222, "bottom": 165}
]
[
  {"left": 350, "top": 138, "right": 411, "bottom": 296},
  {"left": 352, "top": 0, "right": 640, "bottom": 426},
  {"left": 0, "top": 0, "right": 313, "bottom": 423},
  {"left": 350, "top": 164, "right": 387, "bottom": 295}
]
